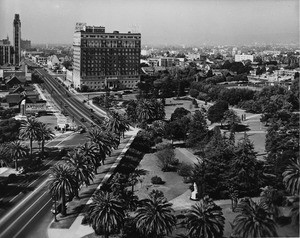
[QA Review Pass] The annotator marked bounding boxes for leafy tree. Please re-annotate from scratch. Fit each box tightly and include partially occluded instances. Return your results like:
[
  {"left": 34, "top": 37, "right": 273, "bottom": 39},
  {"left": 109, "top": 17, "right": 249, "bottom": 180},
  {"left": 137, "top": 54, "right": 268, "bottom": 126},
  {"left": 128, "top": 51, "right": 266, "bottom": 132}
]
[
  {"left": 48, "top": 162, "right": 77, "bottom": 216},
  {"left": 221, "top": 109, "right": 241, "bottom": 131},
  {"left": 232, "top": 198, "right": 277, "bottom": 238},
  {"left": 126, "top": 100, "right": 138, "bottom": 123},
  {"left": 186, "top": 110, "right": 208, "bottom": 147},
  {"left": 19, "top": 117, "right": 40, "bottom": 155},
  {"left": 170, "top": 107, "right": 190, "bottom": 122},
  {"left": 228, "top": 134, "right": 264, "bottom": 197},
  {"left": 0, "top": 119, "right": 21, "bottom": 143},
  {"left": 135, "top": 193, "right": 176, "bottom": 238},
  {"left": 186, "top": 196, "right": 225, "bottom": 238},
  {"left": 86, "top": 190, "right": 125, "bottom": 238},
  {"left": 207, "top": 100, "right": 229, "bottom": 124},
  {"left": 128, "top": 168, "right": 148, "bottom": 193},
  {"left": 156, "top": 147, "right": 178, "bottom": 172},
  {"left": 282, "top": 158, "right": 300, "bottom": 196}
]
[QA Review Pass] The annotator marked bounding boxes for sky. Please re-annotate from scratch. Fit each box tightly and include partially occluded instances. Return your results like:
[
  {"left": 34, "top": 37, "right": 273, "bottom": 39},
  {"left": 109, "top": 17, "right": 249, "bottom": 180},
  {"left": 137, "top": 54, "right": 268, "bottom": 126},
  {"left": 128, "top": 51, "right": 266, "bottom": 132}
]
[{"left": 0, "top": 0, "right": 299, "bottom": 46}]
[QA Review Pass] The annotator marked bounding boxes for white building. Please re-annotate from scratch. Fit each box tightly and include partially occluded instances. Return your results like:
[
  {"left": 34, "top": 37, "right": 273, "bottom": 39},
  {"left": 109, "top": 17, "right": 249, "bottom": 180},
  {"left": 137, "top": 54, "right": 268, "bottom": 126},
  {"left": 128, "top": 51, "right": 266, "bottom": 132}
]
[{"left": 235, "top": 54, "right": 254, "bottom": 62}]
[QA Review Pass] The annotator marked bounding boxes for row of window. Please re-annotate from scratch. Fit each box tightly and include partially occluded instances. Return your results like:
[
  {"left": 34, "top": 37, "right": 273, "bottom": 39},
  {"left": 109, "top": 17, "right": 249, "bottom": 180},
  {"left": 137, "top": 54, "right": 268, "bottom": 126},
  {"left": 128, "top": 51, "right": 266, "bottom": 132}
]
[{"left": 82, "top": 34, "right": 140, "bottom": 39}]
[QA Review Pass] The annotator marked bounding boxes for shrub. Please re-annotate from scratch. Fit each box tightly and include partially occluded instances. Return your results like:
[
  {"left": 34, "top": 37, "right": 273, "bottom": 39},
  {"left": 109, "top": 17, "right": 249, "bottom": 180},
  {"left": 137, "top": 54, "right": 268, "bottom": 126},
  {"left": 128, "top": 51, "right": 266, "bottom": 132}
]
[
  {"left": 177, "top": 163, "right": 194, "bottom": 183},
  {"left": 154, "top": 136, "right": 163, "bottom": 144},
  {"left": 189, "top": 89, "right": 199, "bottom": 98},
  {"left": 156, "top": 148, "right": 179, "bottom": 172},
  {"left": 151, "top": 176, "right": 165, "bottom": 185},
  {"left": 156, "top": 142, "right": 172, "bottom": 151}
]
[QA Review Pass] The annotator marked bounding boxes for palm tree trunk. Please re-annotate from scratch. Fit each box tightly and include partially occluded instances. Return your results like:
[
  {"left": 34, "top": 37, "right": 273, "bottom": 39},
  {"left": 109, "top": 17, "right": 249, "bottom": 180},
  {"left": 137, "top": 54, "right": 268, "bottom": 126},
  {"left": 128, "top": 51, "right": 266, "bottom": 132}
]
[
  {"left": 61, "top": 189, "right": 66, "bottom": 216},
  {"left": 30, "top": 138, "right": 33, "bottom": 155},
  {"left": 42, "top": 139, "right": 45, "bottom": 154},
  {"left": 14, "top": 157, "right": 18, "bottom": 171}
]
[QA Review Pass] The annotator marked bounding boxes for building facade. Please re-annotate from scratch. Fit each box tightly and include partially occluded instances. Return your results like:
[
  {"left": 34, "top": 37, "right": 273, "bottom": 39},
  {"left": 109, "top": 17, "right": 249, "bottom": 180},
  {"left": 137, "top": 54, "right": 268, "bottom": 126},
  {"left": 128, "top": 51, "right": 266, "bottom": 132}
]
[
  {"left": 13, "top": 14, "right": 21, "bottom": 66},
  {"left": 0, "top": 37, "right": 14, "bottom": 66},
  {"left": 21, "top": 39, "right": 31, "bottom": 50},
  {"left": 72, "top": 23, "right": 141, "bottom": 90},
  {"left": 235, "top": 54, "right": 254, "bottom": 62}
]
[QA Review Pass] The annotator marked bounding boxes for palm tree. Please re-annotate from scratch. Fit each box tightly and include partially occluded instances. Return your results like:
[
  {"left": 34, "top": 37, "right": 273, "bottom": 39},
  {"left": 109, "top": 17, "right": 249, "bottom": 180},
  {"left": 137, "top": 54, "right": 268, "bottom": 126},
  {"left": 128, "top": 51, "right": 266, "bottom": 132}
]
[
  {"left": 86, "top": 190, "right": 125, "bottom": 238},
  {"left": 232, "top": 197, "right": 277, "bottom": 238},
  {"left": 128, "top": 168, "right": 147, "bottom": 193},
  {"left": 186, "top": 196, "right": 225, "bottom": 238},
  {"left": 107, "top": 111, "right": 130, "bottom": 138},
  {"left": 80, "top": 142, "right": 99, "bottom": 174},
  {"left": 135, "top": 193, "right": 176, "bottom": 238},
  {"left": 88, "top": 129, "right": 113, "bottom": 165},
  {"left": 8, "top": 140, "right": 29, "bottom": 170},
  {"left": 37, "top": 122, "right": 55, "bottom": 155},
  {"left": 282, "top": 158, "right": 300, "bottom": 196},
  {"left": 19, "top": 117, "right": 40, "bottom": 155},
  {"left": 48, "top": 162, "right": 77, "bottom": 216},
  {"left": 64, "top": 149, "right": 94, "bottom": 198},
  {"left": 136, "top": 99, "right": 155, "bottom": 124}
]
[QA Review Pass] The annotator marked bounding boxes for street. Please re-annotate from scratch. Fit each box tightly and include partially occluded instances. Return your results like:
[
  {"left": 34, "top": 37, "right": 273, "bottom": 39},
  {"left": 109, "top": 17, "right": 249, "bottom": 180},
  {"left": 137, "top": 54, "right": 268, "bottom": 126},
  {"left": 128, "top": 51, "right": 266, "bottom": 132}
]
[{"left": 0, "top": 130, "right": 89, "bottom": 238}]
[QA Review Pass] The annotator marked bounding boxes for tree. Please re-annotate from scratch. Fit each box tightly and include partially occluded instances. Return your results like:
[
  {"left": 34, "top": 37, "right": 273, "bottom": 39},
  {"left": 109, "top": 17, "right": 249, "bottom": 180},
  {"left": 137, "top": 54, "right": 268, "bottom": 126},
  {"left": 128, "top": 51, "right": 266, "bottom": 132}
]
[
  {"left": 87, "top": 129, "right": 113, "bottom": 165},
  {"left": 221, "top": 109, "right": 241, "bottom": 131},
  {"left": 186, "top": 110, "right": 208, "bottom": 147},
  {"left": 228, "top": 133, "right": 264, "bottom": 197},
  {"left": 0, "top": 119, "right": 21, "bottom": 143},
  {"left": 19, "top": 117, "right": 40, "bottom": 155},
  {"left": 136, "top": 99, "right": 155, "bottom": 124},
  {"left": 135, "top": 193, "right": 176, "bottom": 238},
  {"left": 8, "top": 140, "right": 28, "bottom": 170},
  {"left": 186, "top": 196, "right": 225, "bottom": 238},
  {"left": 170, "top": 107, "right": 190, "bottom": 121},
  {"left": 107, "top": 111, "right": 130, "bottom": 138},
  {"left": 86, "top": 190, "right": 125, "bottom": 238},
  {"left": 232, "top": 198, "right": 277, "bottom": 238},
  {"left": 0, "top": 142, "right": 11, "bottom": 167},
  {"left": 207, "top": 100, "right": 229, "bottom": 124},
  {"left": 282, "top": 158, "right": 300, "bottom": 196},
  {"left": 37, "top": 122, "right": 55, "bottom": 154},
  {"left": 128, "top": 168, "right": 148, "bottom": 193},
  {"left": 64, "top": 149, "right": 94, "bottom": 198},
  {"left": 80, "top": 142, "right": 100, "bottom": 174},
  {"left": 48, "top": 162, "right": 77, "bottom": 216}
]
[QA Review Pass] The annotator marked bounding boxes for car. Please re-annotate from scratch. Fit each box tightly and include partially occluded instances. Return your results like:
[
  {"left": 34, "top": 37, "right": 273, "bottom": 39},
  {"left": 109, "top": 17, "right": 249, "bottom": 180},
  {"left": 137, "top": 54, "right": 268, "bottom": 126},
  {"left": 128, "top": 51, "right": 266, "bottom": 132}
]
[
  {"left": 90, "top": 108, "right": 94, "bottom": 112},
  {"left": 80, "top": 117, "right": 86, "bottom": 122}
]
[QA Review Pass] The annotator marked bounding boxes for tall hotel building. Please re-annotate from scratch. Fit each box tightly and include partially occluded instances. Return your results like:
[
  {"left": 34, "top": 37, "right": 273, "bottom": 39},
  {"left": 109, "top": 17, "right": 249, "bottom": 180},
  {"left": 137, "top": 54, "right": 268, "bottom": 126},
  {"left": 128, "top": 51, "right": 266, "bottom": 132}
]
[
  {"left": 73, "top": 23, "right": 141, "bottom": 90},
  {"left": 13, "top": 14, "right": 21, "bottom": 66}
]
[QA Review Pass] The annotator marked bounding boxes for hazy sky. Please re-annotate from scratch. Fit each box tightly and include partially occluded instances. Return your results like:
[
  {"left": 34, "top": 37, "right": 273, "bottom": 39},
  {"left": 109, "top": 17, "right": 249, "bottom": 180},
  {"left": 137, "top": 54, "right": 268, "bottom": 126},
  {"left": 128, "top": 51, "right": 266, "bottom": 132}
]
[{"left": 0, "top": 0, "right": 299, "bottom": 46}]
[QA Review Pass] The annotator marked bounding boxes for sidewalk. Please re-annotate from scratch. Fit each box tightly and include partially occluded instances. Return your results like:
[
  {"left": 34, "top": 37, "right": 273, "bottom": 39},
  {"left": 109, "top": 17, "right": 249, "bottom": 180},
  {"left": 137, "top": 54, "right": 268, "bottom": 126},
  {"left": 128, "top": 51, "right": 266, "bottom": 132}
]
[{"left": 47, "top": 127, "right": 139, "bottom": 238}]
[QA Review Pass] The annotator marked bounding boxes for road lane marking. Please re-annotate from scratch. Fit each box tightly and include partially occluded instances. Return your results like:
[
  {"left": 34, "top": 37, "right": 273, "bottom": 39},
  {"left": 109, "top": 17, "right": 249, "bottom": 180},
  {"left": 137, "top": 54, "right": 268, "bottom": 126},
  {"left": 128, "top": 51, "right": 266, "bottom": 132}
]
[
  {"left": 13, "top": 198, "right": 52, "bottom": 238},
  {"left": 0, "top": 190, "right": 49, "bottom": 236},
  {"left": 0, "top": 178, "right": 49, "bottom": 225}
]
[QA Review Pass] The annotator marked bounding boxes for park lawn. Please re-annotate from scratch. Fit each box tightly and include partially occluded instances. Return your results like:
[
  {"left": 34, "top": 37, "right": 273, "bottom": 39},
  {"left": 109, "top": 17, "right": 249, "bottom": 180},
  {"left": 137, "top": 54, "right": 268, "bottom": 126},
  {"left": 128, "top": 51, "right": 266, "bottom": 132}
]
[{"left": 134, "top": 153, "right": 190, "bottom": 201}]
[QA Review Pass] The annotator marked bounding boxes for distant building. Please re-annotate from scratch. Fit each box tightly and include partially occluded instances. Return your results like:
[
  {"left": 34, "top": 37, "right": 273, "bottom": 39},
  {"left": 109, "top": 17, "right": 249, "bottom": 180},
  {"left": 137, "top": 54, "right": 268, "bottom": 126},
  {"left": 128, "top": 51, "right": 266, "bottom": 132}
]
[
  {"left": 47, "top": 55, "right": 60, "bottom": 69},
  {"left": 13, "top": 14, "right": 21, "bottom": 65},
  {"left": 0, "top": 37, "right": 14, "bottom": 66},
  {"left": 235, "top": 54, "right": 254, "bottom": 62},
  {"left": 160, "top": 57, "right": 175, "bottom": 67},
  {"left": 21, "top": 39, "right": 31, "bottom": 50},
  {"left": 72, "top": 23, "right": 141, "bottom": 90}
]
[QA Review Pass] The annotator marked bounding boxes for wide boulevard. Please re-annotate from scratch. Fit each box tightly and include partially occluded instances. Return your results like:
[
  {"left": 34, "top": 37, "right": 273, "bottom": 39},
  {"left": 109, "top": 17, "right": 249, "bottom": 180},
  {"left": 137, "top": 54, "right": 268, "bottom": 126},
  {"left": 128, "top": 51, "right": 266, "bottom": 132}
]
[{"left": 0, "top": 62, "right": 107, "bottom": 237}]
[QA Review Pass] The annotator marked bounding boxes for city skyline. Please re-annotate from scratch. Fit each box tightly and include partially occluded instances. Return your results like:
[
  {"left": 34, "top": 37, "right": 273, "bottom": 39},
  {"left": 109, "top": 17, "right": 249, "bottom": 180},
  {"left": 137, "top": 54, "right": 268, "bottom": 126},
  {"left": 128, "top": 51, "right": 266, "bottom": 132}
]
[{"left": 0, "top": 0, "right": 299, "bottom": 46}]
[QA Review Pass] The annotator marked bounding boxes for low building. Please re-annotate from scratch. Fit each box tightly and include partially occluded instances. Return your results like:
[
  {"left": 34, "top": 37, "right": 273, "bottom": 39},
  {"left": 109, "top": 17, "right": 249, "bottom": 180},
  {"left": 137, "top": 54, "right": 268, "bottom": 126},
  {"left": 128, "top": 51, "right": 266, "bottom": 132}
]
[{"left": 235, "top": 54, "right": 254, "bottom": 62}]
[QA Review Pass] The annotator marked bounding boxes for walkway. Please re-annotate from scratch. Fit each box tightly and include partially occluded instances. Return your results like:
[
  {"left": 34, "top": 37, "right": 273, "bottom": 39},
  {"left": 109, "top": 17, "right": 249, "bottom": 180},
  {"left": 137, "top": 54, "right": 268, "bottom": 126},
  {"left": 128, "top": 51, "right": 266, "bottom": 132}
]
[{"left": 47, "top": 127, "right": 139, "bottom": 238}]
